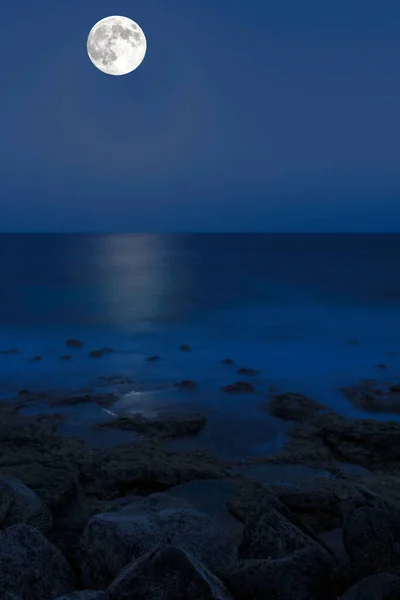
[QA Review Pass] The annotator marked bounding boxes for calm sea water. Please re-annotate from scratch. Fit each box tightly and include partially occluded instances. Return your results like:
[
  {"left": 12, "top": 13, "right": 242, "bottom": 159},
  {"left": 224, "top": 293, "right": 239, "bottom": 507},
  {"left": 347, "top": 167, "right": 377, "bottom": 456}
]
[{"left": 1, "top": 233, "right": 400, "bottom": 456}]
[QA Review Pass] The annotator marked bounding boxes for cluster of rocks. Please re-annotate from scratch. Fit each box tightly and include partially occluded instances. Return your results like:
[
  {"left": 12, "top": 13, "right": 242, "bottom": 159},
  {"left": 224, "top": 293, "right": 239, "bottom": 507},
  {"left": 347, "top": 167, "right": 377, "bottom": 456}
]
[
  {"left": 2, "top": 387, "right": 400, "bottom": 599},
  {"left": 4, "top": 465, "right": 400, "bottom": 599},
  {"left": 2, "top": 349, "right": 400, "bottom": 598}
]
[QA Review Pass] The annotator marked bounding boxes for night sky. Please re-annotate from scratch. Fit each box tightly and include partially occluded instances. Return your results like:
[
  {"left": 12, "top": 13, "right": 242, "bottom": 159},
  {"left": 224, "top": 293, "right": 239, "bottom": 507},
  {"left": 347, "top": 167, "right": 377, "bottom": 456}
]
[{"left": 1, "top": 0, "right": 399, "bottom": 231}]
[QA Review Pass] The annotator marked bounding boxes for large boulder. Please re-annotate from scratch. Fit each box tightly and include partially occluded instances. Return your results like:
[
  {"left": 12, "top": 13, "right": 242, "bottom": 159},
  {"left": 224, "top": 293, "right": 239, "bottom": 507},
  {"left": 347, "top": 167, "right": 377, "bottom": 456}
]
[
  {"left": 343, "top": 486, "right": 400, "bottom": 579},
  {"left": 0, "top": 475, "right": 52, "bottom": 532},
  {"left": 107, "top": 545, "right": 233, "bottom": 599},
  {"left": 81, "top": 499, "right": 238, "bottom": 588},
  {"left": 222, "top": 544, "right": 335, "bottom": 600},
  {"left": 240, "top": 505, "right": 314, "bottom": 559},
  {"left": 239, "top": 493, "right": 329, "bottom": 560},
  {"left": 79, "top": 442, "right": 227, "bottom": 499},
  {"left": 340, "top": 573, "right": 400, "bottom": 600},
  {"left": 0, "top": 524, "right": 75, "bottom": 600}
]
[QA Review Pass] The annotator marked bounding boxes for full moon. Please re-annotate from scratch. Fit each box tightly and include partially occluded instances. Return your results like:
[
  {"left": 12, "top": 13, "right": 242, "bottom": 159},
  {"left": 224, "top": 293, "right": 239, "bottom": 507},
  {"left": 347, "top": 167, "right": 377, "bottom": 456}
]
[{"left": 87, "top": 15, "right": 147, "bottom": 76}]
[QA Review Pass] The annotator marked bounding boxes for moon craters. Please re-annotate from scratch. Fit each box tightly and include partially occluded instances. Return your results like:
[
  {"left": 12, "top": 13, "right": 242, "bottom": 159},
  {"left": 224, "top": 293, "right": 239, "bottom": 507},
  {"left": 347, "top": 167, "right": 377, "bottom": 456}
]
[{"left": 87, "top": 16, "right": 147, "bottom": 76}]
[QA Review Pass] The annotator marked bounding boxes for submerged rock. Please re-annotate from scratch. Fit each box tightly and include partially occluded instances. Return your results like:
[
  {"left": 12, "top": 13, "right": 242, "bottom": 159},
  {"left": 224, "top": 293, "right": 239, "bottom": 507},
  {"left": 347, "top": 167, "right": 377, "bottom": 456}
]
[
  {"left": 0, "top": 476, "right": 52, "bottom": 532},
  {"left": 81, "top": 502, "right": 238, "bottom": 588},
  {"left": 98, "top": 412, "right": 206, "bottom": 439},
  {"left": 99, "top": 375, "right": 132, "bottom": 385},
  {"left": 66, "top": 339, "right": 84, "bottom": 348},
  {"left": 342, "top": 382, "right": 400, "bottom": 414},
  {"left": 31, "top": 356, "right": 42, "bottom": 362},
  {"left": 107, "top": 545, "right": 233, "bottom": 600},
  {"left": 173, "top": 379, "right": 198, "bottom": 390},
  {"left": 89, "top": 348, "right": 113, "bottom": 358},
  {"left": 236, "top": 368, "right": 260, "bottom": 376},
  {"left": 49, "top": 393, "right": 117, "bottom": 408},
  {"left": 0, "top": 348, "right": 20, "bottom": 355},
  {"left": 60, "top": 355, "right": 72, "bottom": 360},
  {"left": 0, "top": 524, "right": 75, "bottom": 600},
  {"left": 222, "top": 381, "right": 255, "bottom": 394},
  {"left": 146, "top": 355, "right": 160, "bottom": 362},
  {"left": 266, "top": 392, "right": 329, "bottom": 421},
  {"left": 221, "top": 358, "right": 234, "bottom": 365},
  {"left": 180, "top": 344, "right": 191, "bottom": 352}
]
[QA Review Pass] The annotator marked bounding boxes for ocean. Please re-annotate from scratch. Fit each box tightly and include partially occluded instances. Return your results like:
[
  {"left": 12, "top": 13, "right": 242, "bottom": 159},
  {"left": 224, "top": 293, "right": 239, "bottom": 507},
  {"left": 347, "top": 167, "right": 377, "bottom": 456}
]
[{"left": 1, "top": 233, "right": 400, "bottom": 458}]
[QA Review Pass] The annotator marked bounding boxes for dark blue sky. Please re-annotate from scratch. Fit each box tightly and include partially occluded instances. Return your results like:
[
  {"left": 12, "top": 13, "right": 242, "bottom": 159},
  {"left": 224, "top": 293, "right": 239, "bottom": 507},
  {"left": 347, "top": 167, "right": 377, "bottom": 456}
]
[{"left": 1, "top": 0, "right": 399, "bottom": 231}]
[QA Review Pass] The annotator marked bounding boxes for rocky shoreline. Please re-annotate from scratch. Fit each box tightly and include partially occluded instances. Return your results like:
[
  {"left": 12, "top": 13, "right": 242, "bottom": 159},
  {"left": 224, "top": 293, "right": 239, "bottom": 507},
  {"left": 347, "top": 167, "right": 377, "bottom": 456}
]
[{"left": 1, "top": 346, "right": 400, "bottom": 598}]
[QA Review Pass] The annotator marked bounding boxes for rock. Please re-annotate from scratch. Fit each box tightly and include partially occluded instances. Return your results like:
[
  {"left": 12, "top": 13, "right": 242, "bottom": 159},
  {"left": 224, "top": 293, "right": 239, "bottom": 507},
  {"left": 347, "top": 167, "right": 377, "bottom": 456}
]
[
  {"left": 236, "top": 368, "right": 260, "bottom": 376},
  {"left": 239, "top": 494, "right": 320, "bottom": 560},
  {"left": 173, "top": 380, "right": 197, "bottom": 390},
  {"left": 116, "top": 493, "right": 193, "bottom": 515},
  {"left": 227, "top": 476, "right": 355, "bottom": 533},
  {"left": 267, "top": 392, "right": 328, "bottom": 421},
  {"left": 340, "top": 573, "right": 400, "bottom": 600},
  {"left": 61, "top": 355, "right": 72, "bottom": 360},
  {"left": 267, "top": 478, "right": 352, "bottom": 532},
  {"left": 79, "top": 442, "right": 227, "bottom": 500},
  {"left": 0, "top": 348, "right": 20, "bottom": 355},
  {"left": 31, "top": 356, "right": 42, "bottom": 362},
  {"left": 66, "top": 339, "right": 84, "bottom": 348},
  {"left": 180, "top": 345, "right": 191, "bottom": 351},
  {"left": 98, "top": 412, "right": 206, "bottom": 439},
  {"left": 233, "top": 489, "right": 334, "bottom": 555},
  {"left": 49, "top": 393, "right": 117, "bottom": 408},
  {"left": 0, "top": 475, "right": 52, "bottom": 532},
  {"left": 81, "top": 504, "right": 238, "bottom": 588},
  {"left": 107, "top": 545, "right": 233, "bottom": 600},
  {"left": 89, "top": 348, "right": 113, "bottom": 358},
  {"left": 56, "top": 593, "right": 109, "bottom": 600},
  {"left": 99, "top": 376, "right": 132, "bottom": 385},
  {"left": 343, "top": 486, "right": 400, "bottom": 579},
  {"left": 0, "top": 524, "right": 74, "bottom": 600},
  {"left": 222, "top": 381, "right": 255, "bottom": 394},
  {"left": 265, "top": 411, "right": 400, "bottom": 471},
  {"left": 390, "top": 384, "right": 400, "bottom": 393},
  {"left": 106, "top": 412, "right": 204, "bottom": 437},
  {"left": 221, "top": 358, "right": 234, "bottom": 365},
  {"left": 146, "top": 355, "right": 160, "bottom": 362},
  {"left": 342, "top": 382, "right": 400, "bottom": 414},
  {"left": 17, "top": 389, "right": 47, "bottom": 401},
  {"left": 377, "top": 364, "right": 388, "bottom": 370},
  {"left": 0, "top": 422, "right": 83, "bottom": 509},
  {"left": 222, "top": 544, "right": 335, "bottom": 600}
]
